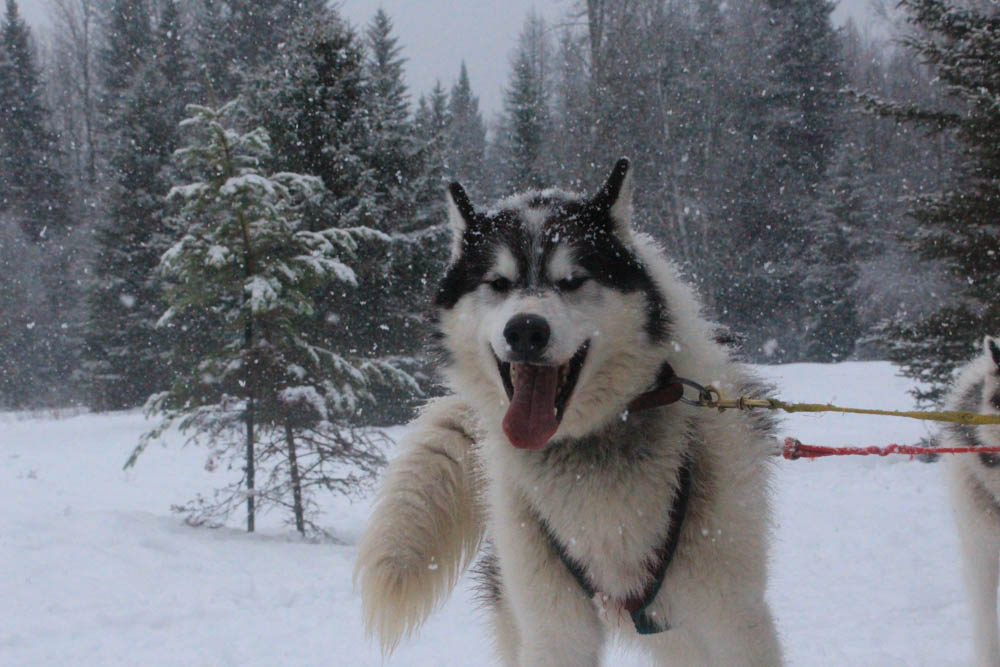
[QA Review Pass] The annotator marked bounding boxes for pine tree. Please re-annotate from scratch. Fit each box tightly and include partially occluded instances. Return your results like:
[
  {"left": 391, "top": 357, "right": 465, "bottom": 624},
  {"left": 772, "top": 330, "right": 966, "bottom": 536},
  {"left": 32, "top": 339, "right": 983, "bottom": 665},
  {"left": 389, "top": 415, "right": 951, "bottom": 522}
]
[
  {"left": 495, "top": 14, "right": 553, "bottom": 193},
  {"left": 447, "top": 62, "right": 487, "bottom": 196},
  {"left": 836, "top": 21, "right": 955, "bottom": 360},
  {"left": 0, "top": 19, "right": 14, "bottom": 211},
  {"left": 412, "top": 81, "right": 451, "bottom": 227},
  {"left": 192, "top": 0, "right": 230, "bottom": 98},
  {"left": 0, "top": 0, "right": 68, "bottom": 239},
  {"left": 0, "top": 0, "right": 76, "bottom": 407},
  {"left": 403, "top": 83, "right": 454, "bottom": 353},
  {"left": 128, "top": 102, "right": 414, "bottom": 534},
  {"left": 99, "top": 0, "right": 151, "bottom": 113},
  {"left": 193, "top": 0, "right": 327, "bottom": 100},
  {"left": 763, "top": 0, "right": 844, "bottom": 199},
  {"left": 245, "top": 9, "right": 427, "bottom": 425},
  {"left": 364, "top": 8, "right": 416, "bottom": 229},
  {"left": 362, "top": 10, "right": 450, "bottom": 421},
  {"left": 860, "top": 0, "right": 1000, "bottom": 402},
  {"left": 800, "top": 145, "right": 880, "bottom": 360},
  {"left": 548, "top": 28, "right": 592, "bottom": 191},
  {"left": 156, "top": 0, "right": 192, "bottom": 98},
  {"left": 0, "top": 215, "right": 46, "bottom": 407},
  {"left": 709, "top": 0, "right": 845, "bottom": 360},
  {"left": 84, "top": 0, "right": 193, "bottom": 409},
  {"left": 247, "top": 11, "right": 368, "bottom": 223}
]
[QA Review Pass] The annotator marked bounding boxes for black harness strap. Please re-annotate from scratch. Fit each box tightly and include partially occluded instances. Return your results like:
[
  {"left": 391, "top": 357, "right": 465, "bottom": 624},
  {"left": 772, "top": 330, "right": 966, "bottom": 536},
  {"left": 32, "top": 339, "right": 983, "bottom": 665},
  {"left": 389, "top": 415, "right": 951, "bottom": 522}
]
[{"left": 539, "top": 457, "right": 693, "bottom": 635}]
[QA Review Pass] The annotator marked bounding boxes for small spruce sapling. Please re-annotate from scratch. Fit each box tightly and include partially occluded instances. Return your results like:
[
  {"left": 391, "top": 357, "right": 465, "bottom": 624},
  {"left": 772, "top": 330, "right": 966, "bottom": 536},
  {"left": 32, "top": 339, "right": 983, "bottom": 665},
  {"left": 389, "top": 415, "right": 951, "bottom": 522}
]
[{"left": 126, "top": 101, "right": 416, "bottom": 534}]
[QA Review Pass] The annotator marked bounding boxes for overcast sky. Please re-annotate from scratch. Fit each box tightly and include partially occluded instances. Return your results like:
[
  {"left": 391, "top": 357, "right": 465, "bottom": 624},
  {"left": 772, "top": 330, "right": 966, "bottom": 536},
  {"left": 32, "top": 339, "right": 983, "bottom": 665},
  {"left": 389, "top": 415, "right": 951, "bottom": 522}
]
[
  {"left": 335, "top": 1, "right": 565, "bottom": 118},
  {"left": 18, "top": 0, "right": 880, "bottom": 118}
]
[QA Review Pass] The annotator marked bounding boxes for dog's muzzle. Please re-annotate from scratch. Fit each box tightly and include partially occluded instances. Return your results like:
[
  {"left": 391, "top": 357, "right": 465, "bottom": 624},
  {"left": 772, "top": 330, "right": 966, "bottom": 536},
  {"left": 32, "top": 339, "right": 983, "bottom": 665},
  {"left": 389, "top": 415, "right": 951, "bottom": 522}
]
[{"left": 496, "top": 321, "right": 589, "bottom": 451}]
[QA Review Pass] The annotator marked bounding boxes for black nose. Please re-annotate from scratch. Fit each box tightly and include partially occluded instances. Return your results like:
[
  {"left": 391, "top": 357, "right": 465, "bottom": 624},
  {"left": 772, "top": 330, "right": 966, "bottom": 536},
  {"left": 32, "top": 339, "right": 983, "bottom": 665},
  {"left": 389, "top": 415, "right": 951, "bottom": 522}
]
[{"left": 503, "top": 314, "right": 551, "bottom": 362}]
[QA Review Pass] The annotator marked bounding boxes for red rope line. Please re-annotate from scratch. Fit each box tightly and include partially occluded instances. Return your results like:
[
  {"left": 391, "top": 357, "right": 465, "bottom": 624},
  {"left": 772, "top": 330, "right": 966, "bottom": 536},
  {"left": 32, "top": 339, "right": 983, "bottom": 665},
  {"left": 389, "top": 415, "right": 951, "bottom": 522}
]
[{"left": 782, "top": 437, "right": 1000, "bottom": 460}]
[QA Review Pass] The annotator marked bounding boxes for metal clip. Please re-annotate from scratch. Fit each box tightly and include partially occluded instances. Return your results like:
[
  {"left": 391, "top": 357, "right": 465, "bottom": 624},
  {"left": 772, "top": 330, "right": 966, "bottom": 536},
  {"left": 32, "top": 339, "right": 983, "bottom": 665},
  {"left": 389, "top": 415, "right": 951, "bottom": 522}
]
[{"left": 674, "top": 377, "right": 720, "bottom": 407}]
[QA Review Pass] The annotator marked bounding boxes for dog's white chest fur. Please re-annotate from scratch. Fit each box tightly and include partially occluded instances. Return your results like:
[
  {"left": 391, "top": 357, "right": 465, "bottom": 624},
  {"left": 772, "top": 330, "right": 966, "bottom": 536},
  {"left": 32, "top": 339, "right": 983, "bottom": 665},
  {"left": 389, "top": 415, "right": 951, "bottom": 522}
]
[{"left": 483, "top": 413, "right": 690, "bottom": 599}]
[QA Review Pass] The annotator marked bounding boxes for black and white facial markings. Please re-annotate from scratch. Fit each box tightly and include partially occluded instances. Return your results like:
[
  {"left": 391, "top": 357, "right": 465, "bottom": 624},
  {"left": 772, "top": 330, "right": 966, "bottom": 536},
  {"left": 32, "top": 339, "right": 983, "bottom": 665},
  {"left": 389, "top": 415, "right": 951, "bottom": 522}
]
[
  {"left": 435, "top": 159, "right": 668, "bottom": 343},
  {"left": 433, "top": 159, "right": 675, "bottom": 449}
]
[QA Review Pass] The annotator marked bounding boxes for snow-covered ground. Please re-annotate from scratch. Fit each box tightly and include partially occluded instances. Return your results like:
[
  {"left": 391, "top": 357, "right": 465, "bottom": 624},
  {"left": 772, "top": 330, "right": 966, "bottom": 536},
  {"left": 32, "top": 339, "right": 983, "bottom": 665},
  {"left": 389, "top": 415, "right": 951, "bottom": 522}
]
[{"left": 0, "top": 362, "right": 975, "bottom": 665}]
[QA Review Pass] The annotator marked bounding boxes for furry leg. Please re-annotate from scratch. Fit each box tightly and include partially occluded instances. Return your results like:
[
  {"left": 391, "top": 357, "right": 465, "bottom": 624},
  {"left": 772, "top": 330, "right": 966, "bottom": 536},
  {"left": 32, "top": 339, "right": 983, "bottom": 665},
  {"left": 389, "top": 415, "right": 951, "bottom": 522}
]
[
  {"left": 702, "top": 600, "right": 782, "bottom": 667},
  {"left": 639, "top": 597, "right": 781, "bottom": 667},
  {"left": 491, "top": 584, "right": 521, "bottom": 667},
  {"left": 354, "top": 396, "right": 484, "bottom": 654},
  {"left": 951, "top": 465, "right": 1000, "bottom": 667},
  {"left": 493, "top": 494, "right": 605, "bottom": 667}
]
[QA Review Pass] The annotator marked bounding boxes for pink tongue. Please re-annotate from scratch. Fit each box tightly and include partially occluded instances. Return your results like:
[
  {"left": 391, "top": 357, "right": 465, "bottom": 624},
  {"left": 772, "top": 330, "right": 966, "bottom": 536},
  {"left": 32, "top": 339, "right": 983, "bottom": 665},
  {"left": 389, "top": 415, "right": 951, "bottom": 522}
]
[{"left": 502, "top": 364, "right": 560, "bottom": 450}]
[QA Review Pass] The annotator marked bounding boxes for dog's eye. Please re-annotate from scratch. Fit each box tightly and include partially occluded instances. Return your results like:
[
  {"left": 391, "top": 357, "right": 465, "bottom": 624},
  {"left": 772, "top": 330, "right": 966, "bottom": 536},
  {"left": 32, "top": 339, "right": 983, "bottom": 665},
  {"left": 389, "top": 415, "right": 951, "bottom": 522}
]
[
  {"left": 487, "top": 277, "right": 512, "bottom": 292},
  {"left": 557, "top": 276, "right": 588, "bottom": 292}
]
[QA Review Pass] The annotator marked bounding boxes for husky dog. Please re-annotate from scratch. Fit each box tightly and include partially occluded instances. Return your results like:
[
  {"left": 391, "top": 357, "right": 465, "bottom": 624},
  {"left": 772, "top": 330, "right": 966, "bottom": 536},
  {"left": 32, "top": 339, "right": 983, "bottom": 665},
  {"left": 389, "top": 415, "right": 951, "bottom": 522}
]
[
  {"left": 946, "top": 336, "right": 1000, "bottom": 667},
  {"left": 355, "top": 160, "right": 783, "bottom": 666}
]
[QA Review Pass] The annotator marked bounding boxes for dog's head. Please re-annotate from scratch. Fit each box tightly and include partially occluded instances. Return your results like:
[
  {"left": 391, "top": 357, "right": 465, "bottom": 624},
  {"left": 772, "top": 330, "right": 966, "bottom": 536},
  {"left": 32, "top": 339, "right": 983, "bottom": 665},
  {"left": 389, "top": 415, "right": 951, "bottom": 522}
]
[
  {"left": 955, "top": 335, "right": 1000, "bottom": 467},
  {"left": 434, "top": 159, "right": 671, "bottom": 450},
  {"left": 975, "top": 336, "right": 1000, "bottom": 435}
]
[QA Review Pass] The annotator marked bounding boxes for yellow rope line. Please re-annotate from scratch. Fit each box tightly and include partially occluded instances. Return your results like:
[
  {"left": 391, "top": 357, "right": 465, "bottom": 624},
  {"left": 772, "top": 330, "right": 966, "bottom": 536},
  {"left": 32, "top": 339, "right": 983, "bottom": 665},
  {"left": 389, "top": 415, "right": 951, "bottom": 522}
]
[{"left": 700, "top": 390, "right": 1000, "bottom": 426}]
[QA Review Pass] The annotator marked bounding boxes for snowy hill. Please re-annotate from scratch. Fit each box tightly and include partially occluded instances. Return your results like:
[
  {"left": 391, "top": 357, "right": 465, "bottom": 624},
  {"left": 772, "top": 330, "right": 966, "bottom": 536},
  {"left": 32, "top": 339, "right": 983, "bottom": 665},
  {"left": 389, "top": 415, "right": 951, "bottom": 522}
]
[{"left": 0, "top": 362, "right": 974, "bottom": 665}]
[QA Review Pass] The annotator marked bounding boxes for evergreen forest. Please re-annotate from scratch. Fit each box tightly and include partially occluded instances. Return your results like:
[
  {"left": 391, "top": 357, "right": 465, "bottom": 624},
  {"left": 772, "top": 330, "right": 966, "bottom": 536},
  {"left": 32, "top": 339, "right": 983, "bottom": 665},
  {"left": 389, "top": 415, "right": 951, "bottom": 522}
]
[{"left": 2, "top": 0, "right": 999, "bottom": 530}]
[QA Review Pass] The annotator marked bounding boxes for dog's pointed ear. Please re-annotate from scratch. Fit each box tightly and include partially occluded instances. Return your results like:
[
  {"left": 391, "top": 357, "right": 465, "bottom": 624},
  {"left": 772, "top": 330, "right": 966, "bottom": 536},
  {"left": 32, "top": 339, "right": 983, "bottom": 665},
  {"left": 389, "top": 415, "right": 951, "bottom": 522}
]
[
  {"left": 447, "top": 182, "right": 476, "bottom": 261},
  {"left": 986, "top": 335, "right": 1000, "bottom": 370},
  {"left": 591, "top": 158, "right": 634, "bottom": 241}
]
